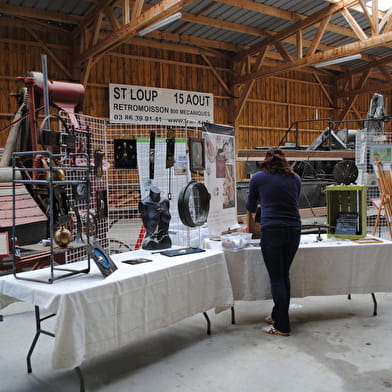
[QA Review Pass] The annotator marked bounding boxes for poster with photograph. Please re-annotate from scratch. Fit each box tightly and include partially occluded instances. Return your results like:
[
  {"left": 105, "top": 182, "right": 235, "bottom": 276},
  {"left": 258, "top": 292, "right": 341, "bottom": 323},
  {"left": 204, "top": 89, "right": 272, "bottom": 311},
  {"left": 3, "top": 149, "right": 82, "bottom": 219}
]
[
  {"left": 203, "top": 123, "right": 237, "bottom": 234},
  {"left": 189, "top": 138, "right": 205, "bottom": 171},
  {"left": 371, "top": 144, "right": 392, "bottom": 165},
  {"left": 223, "top": 164, "right": 235, "bottom": 209}
]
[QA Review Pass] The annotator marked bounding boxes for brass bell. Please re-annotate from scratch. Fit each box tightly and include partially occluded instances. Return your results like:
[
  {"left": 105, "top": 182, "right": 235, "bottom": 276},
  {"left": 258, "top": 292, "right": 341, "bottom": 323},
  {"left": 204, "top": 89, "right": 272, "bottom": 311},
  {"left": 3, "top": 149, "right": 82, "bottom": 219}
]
[
  {"left": 46, "top": 159, "right": 65, "bottom": 181},
  {"left": 46, "top": 168, "right": 65, "bottom": 181},
  {"left": 54, "top": 225, "right": 72, "bottom": 248},
  {"left": 53, "top": 168, "right": 66, "bottom": 181}
]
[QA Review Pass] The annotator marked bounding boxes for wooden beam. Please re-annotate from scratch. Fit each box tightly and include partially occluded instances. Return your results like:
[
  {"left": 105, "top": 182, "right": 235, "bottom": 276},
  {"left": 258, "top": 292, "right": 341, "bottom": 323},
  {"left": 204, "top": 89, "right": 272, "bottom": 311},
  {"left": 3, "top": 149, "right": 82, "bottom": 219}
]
[
  {"left": 296, "top": 30, "right": 303, "bottom": 59},
  {"left": 201, "top": 55, "right": 232, "bottom": 96},
  {"left": 377, "top": 64, "right": 392, "bottom": 83},
  {"left": 14, "top": 15, "right": 71, "bottom": 34},
  {"left": 337, "top": 67, "right": 371, "bottom": 121},
  {"left": 357, "top": 0, "right": 377, "bottom": 35},
  {"left": 335, "top": 54, "right": 392, "bottom": 79},
  {"left": 180, "top": 11, "right": 344, "bottom": 57},
  {"left": 82, "top": 58, "right": 95, "bottom": 87},
  {"left": 379, "top": 7, "right": 392, "bottom": 33},
  {"left": 336, "top": 79, "right": 392, "bottom": 97},
  {"left": 217, "top": 0, "right": 302, "bottom": 23},
  {"left": 274, "top": 41, "right": 292, "bottom": 62},
  {"left": 104, "top": 5, "right": 121, "bottom": 31},
  {"left": 235, "top": 0, "right": 359, "bottom": 60},
  {"left": 109, "top": 50, "right": 231, "bottom": 72},
  {"left": 181, "top": 11, "right": 271, "bottom": 37},
  {"left": 8, "top": 0, "right": 382, "bottom": 75},
  {"left": 80, "top": 0, "right": 193, "bottom": 62},
  {"left": 383, "top": 9, "right": 392, "bottom": 33},
  {"left": 171, "top": 2, "right": 216, "bottom": 35},
  {"left": 122, "top": 0, "right": 130, "bottom": 24},
  {"left": 134, "top": 31, "right": 230, "bottom": 57},
  {"left": 131, "top": 0, "right": 144, "bottom": 21},
  {"left": 81, "top": 28, "right": 90, "bottom": 52},
  {"left": 307, "top": 15, "right": 331, "bottom": 56},
  {"left": 235, "top": 31, "right": 392, "bottom": 84},
  {"left": 0, "top": 0, "right": 369, "bottom": 51},
  {"left": 341, "top": 7, "right": 368, "bottom": 41},
  {"left": 233, "top": 46, "right": 269, "bottom": 122},
  {"left": 352, "top": 104, "right": 363, "bottom": 120},
  {"left": 24, "top": 26, "right": 72, "bottom": 79},
  {"left": 93, "top": 13, "right": 104, "bottom": 46},
  {"left": 73, "top": 1, "right": 114, "bottom": 39},
  {"left": 217, "top": 0, "right": 366, "bottom": 41},
  {"left": 128, "top": 34, "right": 227, "bottom": 57},
  {"left": 371, "top": 0, "right": 378, "bottom": 35},
  {"left": 0, "top": 3, "right": 82, "bottom": 25},
  {"left": 0, "top": 36, "right": 71, "bottom": 52},
  {"left": 313, "top": 72, "right": 335, "bottom": 106}
]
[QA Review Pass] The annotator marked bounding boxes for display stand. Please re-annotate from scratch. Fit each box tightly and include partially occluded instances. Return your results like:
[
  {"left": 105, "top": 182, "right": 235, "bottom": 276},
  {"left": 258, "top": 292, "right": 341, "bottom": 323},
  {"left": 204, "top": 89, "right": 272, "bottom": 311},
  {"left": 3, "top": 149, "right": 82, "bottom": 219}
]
[
  {"left": 372, "top": 159, "right": 392, "bottom": 239},
  {"left": 12, "top": 151, "right": 92, "bottom": 283},
  {"left": 326, "top": 185, "right": 366, "bottom": 239}
]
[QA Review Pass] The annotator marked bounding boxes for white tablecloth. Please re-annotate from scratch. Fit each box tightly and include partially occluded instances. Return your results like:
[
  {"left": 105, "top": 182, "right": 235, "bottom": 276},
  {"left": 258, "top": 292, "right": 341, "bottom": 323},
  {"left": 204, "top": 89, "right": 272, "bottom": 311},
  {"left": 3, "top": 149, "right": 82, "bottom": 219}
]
[
  {"left": 0, "top": 248, "right": 233, "bottom": 370},
  {"left": 204, "top": 235, "right": 392, "bottom": 301}
]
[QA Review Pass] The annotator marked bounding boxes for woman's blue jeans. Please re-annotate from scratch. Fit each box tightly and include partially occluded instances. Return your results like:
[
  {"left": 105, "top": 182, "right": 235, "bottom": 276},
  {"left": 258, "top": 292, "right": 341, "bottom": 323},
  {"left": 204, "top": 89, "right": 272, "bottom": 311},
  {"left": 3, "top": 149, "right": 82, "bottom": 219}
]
[{"left": 260, "top": 226, "right": 301, "bottom": 333}]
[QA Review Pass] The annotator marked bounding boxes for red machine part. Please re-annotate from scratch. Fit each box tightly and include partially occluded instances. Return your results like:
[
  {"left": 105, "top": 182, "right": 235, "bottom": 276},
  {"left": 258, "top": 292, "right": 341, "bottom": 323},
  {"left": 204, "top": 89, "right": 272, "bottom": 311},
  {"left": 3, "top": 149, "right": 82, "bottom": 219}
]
[
  {"left": 18, "top": 72, "right": 85, "bottom": 147},
  {"left": 28, "top": 71, "right": 85, "bottom": 115}
]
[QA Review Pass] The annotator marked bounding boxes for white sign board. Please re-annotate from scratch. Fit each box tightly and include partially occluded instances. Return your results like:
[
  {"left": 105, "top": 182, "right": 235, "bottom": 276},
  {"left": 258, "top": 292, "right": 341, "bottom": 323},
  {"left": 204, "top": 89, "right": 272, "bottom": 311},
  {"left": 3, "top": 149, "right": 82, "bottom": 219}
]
[{"left": 109, "top": 84, "right": 214, "bottom": 126}]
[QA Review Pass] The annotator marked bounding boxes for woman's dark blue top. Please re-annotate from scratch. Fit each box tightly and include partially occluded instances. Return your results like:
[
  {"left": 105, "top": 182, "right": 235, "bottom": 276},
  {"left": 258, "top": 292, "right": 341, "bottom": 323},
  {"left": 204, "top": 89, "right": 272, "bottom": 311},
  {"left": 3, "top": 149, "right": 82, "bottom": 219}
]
[{"left": 246, "top": 171, "right": 301, "bottom": 228}]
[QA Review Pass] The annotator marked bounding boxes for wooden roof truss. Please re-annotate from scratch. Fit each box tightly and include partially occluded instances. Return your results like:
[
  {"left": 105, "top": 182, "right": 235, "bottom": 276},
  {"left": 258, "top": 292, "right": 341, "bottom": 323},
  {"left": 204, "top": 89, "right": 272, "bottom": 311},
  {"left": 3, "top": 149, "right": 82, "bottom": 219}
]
[{"left": 0, "top": 0, "right": 391, "bottom": 120}]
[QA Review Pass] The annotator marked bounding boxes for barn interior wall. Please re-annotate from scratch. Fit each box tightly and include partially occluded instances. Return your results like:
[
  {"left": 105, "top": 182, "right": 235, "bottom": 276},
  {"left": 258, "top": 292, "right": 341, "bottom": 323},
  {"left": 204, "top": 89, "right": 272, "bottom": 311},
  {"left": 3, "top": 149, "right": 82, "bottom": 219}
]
[{"left": 1, "top": 24, "right": 390, "bottom": 181}]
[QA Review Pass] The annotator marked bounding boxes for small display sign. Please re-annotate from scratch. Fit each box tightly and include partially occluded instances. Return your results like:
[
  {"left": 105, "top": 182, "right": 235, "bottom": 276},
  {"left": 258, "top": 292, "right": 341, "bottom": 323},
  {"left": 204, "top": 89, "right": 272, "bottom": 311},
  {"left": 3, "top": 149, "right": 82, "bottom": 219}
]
[{"left": 335, "top": 212, "right": 358, "bottom": 235}]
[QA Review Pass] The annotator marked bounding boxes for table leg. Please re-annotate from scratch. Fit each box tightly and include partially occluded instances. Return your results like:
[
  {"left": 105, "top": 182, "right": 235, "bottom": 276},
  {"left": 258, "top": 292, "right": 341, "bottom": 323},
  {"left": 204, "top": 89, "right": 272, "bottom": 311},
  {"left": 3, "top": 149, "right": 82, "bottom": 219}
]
[
  {"left": 203, "top": 312, "right": 211, "bottom": 335},
  {"left": 26, "top": 306, "right": 86, "bottom": 390},
  {"left": 75, "top": 366, "right": 85, "bottom": 392},
  {"left": 372, "top": 292, "right": 377, "bottom": 316},
  {"left": 26, "top": 306, "right": 55, "bottom": 373},
  {"left": 231, "top": 306, "right": 235, "bottom": 324},
  {"left": 347, "top": 293, "right": 377, "bottom": 316}
]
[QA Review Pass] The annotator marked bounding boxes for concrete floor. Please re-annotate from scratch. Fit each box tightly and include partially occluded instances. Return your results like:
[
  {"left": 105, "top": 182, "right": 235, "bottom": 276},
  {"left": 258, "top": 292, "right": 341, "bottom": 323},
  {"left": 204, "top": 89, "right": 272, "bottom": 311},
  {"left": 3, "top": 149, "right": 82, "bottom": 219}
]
[{"left": 1, "top": 293, "right": 392, "bottom": 392}]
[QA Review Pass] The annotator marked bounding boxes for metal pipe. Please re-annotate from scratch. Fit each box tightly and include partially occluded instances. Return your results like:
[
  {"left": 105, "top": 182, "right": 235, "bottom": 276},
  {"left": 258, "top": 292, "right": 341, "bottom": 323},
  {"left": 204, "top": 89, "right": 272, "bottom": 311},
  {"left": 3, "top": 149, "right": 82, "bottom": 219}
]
[{"left": 41, "top": 54, "right": 50, "bottom": 129}]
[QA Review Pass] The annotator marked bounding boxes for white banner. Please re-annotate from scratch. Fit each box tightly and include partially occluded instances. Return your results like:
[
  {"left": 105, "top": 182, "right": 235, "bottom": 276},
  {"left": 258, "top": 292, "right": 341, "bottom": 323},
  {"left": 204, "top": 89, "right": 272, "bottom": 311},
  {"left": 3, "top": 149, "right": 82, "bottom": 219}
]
[
  {"left": 203, "top": 125, "right": 238, "bottom": 235},
  {"left": 109, "top": 84, "right": 214, "bottom": 126}
]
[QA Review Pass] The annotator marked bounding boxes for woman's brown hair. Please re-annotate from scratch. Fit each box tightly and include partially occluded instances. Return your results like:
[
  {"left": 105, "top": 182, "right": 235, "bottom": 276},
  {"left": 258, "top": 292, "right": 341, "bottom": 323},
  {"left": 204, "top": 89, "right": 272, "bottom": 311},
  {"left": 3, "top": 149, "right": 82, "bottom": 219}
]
[{"left": 259, "top": 147, "right": 295, "bottom": 175}]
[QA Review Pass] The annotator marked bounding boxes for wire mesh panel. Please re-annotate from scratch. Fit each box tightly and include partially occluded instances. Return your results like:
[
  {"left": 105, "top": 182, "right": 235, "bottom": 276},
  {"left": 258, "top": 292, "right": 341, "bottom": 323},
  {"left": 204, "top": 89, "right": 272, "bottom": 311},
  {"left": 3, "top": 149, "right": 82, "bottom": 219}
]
[
  {"left": 59, "top": 112, "right": 109, "bottom": 261},
  {"left": 105, "top": 121, "right": 204, "bottom": 251},
  {"left": 355, "top": 128, "right": 392, "bottom": 236},
  {"left": 60, "top": 112, "right": 204, "bottom": 254}
]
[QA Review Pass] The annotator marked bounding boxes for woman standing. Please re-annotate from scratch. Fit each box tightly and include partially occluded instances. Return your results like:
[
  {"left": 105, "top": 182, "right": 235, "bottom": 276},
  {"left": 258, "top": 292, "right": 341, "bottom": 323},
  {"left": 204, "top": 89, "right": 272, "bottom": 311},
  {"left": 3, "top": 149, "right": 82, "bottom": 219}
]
[{"left": 246, "top": 147, "right": 301, "bottom": 336}]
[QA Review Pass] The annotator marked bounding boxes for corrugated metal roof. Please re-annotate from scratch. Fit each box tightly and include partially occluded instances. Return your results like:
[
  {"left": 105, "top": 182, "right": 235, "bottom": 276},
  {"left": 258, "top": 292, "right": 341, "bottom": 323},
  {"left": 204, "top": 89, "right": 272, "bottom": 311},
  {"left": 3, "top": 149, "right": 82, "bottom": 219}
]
[
  {"left": 0, "top": 0, "right": 391, "bottom": 73},
  {"left": 0, "top": 0, "right": 95, "bottom": 16},
  {"left": 269, "top": 0, "right": 327, "bottom": 16}
]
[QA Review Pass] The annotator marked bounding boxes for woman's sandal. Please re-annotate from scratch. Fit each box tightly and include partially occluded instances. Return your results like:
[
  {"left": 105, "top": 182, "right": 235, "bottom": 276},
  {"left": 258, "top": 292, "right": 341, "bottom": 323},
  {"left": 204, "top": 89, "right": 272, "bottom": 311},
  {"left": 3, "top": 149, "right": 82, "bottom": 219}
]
[
  {"left": 265, "top": 315, "right": 274, "bottom": 324},
  {"left": 262, "top": 326, "right": 290, "bottom": 336}
]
